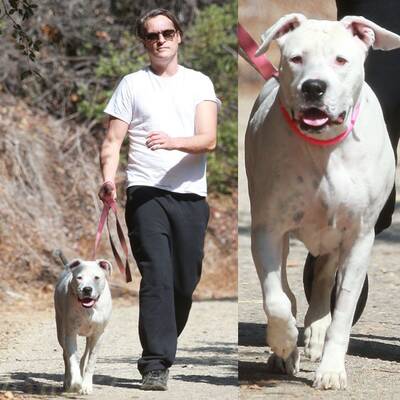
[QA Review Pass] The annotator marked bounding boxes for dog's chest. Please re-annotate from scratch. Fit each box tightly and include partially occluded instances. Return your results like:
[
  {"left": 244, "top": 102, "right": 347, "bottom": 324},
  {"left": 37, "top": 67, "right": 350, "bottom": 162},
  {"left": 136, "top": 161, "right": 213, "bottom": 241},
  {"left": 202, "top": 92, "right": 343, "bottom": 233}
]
[
  {"left": 71, "top": 308, "right": 108, "bottom": 337},
  {"left": 284, "top": 163, "right": 368, "bottom": 255}
]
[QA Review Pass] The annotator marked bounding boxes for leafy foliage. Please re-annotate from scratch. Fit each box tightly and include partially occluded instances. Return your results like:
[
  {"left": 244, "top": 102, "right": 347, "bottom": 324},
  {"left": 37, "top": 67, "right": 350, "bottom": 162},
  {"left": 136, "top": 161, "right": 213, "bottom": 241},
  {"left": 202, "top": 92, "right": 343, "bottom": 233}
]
[
  {"left": 181, "top": 1, "right": 237, "bottom": 193},
  {"left": 0, "top": 0, "right": 41, "bottom": 77}
]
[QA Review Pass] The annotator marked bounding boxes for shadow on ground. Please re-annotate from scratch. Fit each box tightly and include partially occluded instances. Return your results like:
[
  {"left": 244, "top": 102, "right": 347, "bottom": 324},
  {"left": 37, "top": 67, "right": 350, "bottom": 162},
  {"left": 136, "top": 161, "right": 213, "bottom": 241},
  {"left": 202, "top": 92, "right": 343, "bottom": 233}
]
[
  {"left": 0, "top": 342, "right": 238, "bottom": 395},
  {"left": 238, "top": 360, "right": 313, "bottom": 387},
  {"left": 239, "top": 322, "right": 400, "bottom": 362},
  {"left": 173, "top": 374, "right": 238, "bottom": 386},
  {"left": 175, "top": 341, "right": 238, "bottom": 386},
  {"left": 0, "top": 371, "right": 141, "bottom": 396}
]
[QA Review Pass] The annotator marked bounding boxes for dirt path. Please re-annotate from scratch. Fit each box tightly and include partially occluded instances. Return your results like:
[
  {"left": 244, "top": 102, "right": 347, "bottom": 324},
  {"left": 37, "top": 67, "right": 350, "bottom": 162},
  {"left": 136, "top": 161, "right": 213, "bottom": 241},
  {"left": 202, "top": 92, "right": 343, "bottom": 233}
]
[
  {"left": 238, "top": 86, "right": 400, "bottom": 398},
  {"left": 0, "top": 298, "right": 238, "bottom": 399}
]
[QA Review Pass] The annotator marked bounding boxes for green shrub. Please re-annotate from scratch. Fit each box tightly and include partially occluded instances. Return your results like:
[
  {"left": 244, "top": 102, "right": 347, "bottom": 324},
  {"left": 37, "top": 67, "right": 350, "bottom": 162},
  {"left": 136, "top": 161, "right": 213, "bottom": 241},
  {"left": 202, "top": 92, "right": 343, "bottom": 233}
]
[{"left": 181, "top": 1, "right": 237, "bottom": 194}]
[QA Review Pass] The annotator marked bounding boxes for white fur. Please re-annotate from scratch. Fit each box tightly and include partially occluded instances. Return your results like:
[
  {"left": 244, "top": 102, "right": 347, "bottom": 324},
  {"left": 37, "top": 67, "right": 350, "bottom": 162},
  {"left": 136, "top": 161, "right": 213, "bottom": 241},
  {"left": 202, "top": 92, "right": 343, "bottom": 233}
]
[
  {"left": 245, "top": 14, "right": 400, "bottom": 390},
  {"left": 54, "top": 259, "right": 112, "bottom": 394}
]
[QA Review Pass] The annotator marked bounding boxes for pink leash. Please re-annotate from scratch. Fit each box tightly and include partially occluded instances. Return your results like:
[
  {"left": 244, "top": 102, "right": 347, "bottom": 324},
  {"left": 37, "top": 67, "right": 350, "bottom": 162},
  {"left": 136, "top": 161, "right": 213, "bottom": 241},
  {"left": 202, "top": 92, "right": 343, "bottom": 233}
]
[
  {"left": 237, "top": 22, "right": 278, "bottom": 80},
  {"left": 238, "top": 23, "right": 360, "bottom": 147},
  {"left": 94, "top": 185, "right": 132, "bottom": 283}
]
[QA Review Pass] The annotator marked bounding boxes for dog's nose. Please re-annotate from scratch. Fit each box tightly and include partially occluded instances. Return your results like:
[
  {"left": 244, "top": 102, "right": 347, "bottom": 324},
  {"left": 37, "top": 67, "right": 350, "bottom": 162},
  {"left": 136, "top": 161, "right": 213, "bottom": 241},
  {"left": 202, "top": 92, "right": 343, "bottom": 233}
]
[
  {"left": 301, "top": 79, "right": 327, "bottom": 101},
  {"left": 82, "top": 286, "right": 93, "bottom": 296}
]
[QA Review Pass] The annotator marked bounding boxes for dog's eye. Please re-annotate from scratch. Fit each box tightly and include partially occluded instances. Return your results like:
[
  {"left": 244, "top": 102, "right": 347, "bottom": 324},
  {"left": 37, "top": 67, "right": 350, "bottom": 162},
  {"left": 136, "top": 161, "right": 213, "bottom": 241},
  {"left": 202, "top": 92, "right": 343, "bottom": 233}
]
[
  {"left": 290, "top": 55, "right": 303, "bottom": 64},
  {"left": 336, "top": 56, "right": 348, "bottom": 65},
  {"left": 77, "top": 276, "right": 83, "bottom": 280},
  {"left": 94, "top": 276, "right": 100, "bottom": 280}
]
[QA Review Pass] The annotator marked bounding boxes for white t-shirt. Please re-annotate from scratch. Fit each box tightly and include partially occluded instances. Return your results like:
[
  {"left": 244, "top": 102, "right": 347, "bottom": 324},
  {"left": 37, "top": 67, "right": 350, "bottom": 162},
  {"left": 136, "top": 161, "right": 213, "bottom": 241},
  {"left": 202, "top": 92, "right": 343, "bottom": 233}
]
[{"left": 104, "top": 65, "right": 220, "bottom": 196}]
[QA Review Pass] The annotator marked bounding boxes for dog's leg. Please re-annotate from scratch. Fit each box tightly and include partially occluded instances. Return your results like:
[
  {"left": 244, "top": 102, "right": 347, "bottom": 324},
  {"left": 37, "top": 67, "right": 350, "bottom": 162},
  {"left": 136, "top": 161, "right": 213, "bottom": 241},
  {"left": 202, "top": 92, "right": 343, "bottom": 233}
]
[
  {"left": 64, "top": 334, "right": 82, "bottom": 392},
  {"left": 80, "top": 337, "right": 90, "bottom": 381},
  {"left": 62, "top": 350, "right": 71, "bottom": 390},
  {"left": 281, "top": 233, "right": 297, "bottom": 318},
  {"left": 314, "top": 231, "right": 374, "bottom": 390},
  {"left": 80, "top": 332, "right": 104, "bottom": 395},
  {"left": 55, "top": 313, "right": 71, "bottom": 390},
  {"left": 304, "top": 252, "right": 338, "bottom": 361},
  {"left": 252, "top": 226, "right": 299, "bottom": 375}
]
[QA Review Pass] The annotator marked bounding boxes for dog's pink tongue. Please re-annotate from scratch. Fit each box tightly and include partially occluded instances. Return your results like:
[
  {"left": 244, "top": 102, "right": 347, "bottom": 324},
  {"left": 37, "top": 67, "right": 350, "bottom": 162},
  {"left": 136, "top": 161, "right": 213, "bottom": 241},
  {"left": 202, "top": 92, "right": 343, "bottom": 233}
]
[
  {"left": 302, "top": 109, "right": 329, "bottom": 127},
  {"left": 81, "top": 298, "right": 95, "bottom": 308}
]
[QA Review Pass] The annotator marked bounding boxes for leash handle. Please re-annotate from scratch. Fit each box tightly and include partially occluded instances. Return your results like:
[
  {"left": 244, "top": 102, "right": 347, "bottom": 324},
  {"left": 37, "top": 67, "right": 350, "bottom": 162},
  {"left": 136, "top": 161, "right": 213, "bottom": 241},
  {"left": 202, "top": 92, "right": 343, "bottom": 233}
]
[
  {"left": 106, "top": 206, "right": 132, "bottom": 282},
  {"left": 94, "top": 182, "right": 132, "bottom": 283},
  {"left": 238, "top": 23, "right": 279, "bottom": 81}
]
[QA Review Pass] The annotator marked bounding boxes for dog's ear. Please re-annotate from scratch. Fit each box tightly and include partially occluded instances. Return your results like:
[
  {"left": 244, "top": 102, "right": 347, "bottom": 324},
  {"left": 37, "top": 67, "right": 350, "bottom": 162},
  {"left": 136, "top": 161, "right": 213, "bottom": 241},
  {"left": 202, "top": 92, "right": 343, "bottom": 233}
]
[
  {"left": 67, "top": 259, "right": 81, "bottom": 269},
  {"left": 341, "top": 16, "right": 400, "bottom": 51},
  {"left": 97, "top": 259, "right": 112, "bottom": 277},
  {"left": 255, "top": 13, "right": 307, "bottom": 56}
]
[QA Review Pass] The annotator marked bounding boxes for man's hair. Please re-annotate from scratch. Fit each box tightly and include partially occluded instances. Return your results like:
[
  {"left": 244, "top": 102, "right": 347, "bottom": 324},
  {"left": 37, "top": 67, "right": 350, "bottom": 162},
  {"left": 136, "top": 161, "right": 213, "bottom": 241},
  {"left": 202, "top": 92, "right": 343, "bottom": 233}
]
[{"left": 136, "top": 8, "right": 183, "bottom": 40}]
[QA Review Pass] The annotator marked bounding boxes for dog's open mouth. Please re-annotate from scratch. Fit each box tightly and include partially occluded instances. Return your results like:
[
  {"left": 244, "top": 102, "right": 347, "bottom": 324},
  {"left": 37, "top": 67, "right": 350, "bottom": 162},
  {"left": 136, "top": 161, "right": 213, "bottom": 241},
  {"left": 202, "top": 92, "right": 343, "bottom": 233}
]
[
  {"left": 298, "top": 108, "right": 346, "bottom": 132},
  {"left": 79, "top": 297, "right": 97, "bottom": 308}
]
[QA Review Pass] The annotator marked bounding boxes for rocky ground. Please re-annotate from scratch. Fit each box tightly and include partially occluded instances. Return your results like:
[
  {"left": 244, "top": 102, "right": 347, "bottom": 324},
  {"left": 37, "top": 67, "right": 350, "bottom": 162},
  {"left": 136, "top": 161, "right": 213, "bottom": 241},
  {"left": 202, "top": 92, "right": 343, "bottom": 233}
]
[{"left": 0, "top": 298, "right": 238, "bottom": 400}]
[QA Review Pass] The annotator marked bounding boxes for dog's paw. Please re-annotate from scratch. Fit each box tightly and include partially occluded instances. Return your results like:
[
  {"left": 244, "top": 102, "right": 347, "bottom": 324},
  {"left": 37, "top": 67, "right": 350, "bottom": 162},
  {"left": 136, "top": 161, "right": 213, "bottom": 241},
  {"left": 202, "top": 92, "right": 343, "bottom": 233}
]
[
  {"left": 80, "top": 382, "right": 93, "bottom": 395},
  {"left": 65, "top": 380, "right": 82, "bottom": 393},
  {"left": 303, "top": 315, "right": 331, "bottom": 361},
  {"left": 313, "top": 356, "right": 347, "bottom": 390},
  {"left": 267, "top": 316, "right": 298, "bottom": 360},
  {"left": 313, "top": 369, "right": 347, "bottom": 390},
  {"left": 267, "top": 347, "right": 300, "bottom": 376}
]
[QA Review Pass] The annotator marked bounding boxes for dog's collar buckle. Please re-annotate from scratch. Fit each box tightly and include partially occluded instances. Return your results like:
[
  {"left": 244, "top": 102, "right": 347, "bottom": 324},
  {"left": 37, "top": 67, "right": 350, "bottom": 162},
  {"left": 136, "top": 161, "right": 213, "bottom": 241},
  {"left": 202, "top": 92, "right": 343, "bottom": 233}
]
[{"left": 279, "top": 102, "right": 361, "bottom": 147}]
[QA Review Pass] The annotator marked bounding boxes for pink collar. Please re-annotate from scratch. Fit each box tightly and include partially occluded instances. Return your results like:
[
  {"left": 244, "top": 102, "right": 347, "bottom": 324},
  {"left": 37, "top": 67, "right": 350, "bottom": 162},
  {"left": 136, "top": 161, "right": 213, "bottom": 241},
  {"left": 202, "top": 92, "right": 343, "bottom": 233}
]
[{"left": 280, "top": 102, "right": 361, "bottom": 147}]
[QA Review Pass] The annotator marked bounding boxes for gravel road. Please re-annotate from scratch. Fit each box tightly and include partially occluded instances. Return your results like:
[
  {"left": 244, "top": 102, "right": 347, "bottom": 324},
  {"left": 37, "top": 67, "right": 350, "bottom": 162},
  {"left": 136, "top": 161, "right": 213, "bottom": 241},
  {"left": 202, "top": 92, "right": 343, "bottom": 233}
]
[
  {"left": 0, "top": 299, "right": 238, "bottom": 399},
  {"left": 238, "top": 87, "right": 400, "bottom": 399}
]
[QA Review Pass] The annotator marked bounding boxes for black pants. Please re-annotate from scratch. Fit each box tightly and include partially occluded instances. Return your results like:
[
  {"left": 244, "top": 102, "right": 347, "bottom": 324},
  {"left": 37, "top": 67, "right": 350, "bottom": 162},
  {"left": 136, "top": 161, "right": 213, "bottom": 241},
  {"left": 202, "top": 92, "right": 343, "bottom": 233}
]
[
  {"left": 337, "top": 0, "right": 400, "bottom": 233},
  {"left": 125, "top": 186, "right": 209, "bottom": 375}
]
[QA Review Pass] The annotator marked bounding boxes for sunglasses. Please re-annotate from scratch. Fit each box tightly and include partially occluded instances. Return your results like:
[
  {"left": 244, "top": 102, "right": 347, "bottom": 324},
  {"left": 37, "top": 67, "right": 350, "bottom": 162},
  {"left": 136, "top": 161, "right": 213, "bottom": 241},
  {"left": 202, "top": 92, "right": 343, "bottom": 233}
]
[{"left": 144, "top": 29, "right": 176, "bottom": 42}]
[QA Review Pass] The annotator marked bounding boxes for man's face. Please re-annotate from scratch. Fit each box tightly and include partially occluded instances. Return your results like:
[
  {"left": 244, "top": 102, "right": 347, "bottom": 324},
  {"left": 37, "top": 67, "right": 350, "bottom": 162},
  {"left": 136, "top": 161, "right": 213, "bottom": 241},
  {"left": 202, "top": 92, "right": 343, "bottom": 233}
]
[{"left": 143, "top": 15, "right": 181, "bottom": 61}]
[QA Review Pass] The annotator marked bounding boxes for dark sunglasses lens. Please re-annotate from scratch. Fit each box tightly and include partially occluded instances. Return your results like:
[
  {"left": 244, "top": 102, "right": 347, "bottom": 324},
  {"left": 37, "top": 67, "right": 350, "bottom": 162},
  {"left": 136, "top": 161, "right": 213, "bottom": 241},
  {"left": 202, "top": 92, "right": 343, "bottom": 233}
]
[
  {"left": 144, "top": 29, "right": 176, "bottom": 41},
  {"left": 145, "top": 32, "right": 159, "bottom": 41},
  {"left": 162, "top": 29, "right": 176, "bottom": 39}
]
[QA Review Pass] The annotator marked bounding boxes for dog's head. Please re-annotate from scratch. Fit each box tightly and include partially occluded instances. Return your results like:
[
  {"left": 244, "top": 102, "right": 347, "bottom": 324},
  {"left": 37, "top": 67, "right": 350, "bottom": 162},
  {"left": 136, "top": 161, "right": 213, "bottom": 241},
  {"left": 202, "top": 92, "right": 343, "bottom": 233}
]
[
  {"left": 67, "top": 259, "right": 112, "bottom": 308},
  {"left": 256, "top": 14, "right": 400, "bottom": 137}
]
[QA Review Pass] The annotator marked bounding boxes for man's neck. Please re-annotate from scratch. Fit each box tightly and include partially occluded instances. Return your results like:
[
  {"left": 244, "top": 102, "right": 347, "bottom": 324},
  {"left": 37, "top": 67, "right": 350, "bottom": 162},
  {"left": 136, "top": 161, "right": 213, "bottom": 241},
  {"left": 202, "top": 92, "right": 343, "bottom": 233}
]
[{"left": 150, "top": 56, "right": 179, "bottom": 77}]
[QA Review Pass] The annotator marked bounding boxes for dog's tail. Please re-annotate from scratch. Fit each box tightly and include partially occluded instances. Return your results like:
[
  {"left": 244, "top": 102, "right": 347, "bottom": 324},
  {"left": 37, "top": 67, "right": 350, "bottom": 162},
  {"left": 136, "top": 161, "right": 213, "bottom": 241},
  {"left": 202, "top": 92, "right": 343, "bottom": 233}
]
[{"left": 53, "top": 249, "right": 69, "bottom": 267}]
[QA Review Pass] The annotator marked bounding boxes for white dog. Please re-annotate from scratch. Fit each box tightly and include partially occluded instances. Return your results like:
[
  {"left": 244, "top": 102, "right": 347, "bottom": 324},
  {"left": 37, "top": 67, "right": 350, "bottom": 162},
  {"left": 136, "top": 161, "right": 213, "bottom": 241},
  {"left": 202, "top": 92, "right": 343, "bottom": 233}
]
[
  {"left": 54, "top": 257, "right": 112, "bottom": 394},
  {"left": 245, "top": 14, "right": 400, "bottom": 389}
]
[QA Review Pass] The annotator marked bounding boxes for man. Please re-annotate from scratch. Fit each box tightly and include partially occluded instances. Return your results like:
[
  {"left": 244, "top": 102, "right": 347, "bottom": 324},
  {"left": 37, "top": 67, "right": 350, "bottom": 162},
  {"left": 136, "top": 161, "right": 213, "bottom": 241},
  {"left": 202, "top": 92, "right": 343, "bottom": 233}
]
[{"left": 98, "top": 8, "right": 219, "bottom": 391}]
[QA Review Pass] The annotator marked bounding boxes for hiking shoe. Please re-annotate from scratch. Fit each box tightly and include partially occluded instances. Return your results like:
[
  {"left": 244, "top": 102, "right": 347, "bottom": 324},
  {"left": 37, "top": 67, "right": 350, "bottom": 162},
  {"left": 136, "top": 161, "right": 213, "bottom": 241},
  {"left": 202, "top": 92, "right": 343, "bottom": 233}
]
[{"left": 141, "top": 369, "right": 169, "bottom": 391}]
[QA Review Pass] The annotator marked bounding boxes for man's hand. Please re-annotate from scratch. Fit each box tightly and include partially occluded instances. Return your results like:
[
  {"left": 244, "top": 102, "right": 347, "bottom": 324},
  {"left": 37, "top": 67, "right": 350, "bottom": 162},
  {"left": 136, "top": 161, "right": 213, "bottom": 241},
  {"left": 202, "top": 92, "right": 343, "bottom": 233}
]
[
  {"left": 146, "top": 131, "right": 176, "bottom": 150},
  {"left": 98, "top": 181, "right": 117, "bottom": 204}
]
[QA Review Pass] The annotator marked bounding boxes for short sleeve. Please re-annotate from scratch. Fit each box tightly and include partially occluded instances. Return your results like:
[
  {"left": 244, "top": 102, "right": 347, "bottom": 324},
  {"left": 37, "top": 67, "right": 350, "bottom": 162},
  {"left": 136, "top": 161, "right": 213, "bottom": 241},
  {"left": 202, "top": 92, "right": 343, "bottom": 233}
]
[
  {"left": 195, "top": 74, "right": 222, "bottom": 111},
  {"left": 104, "top": 76, "right": 134, "bottom": 124}
]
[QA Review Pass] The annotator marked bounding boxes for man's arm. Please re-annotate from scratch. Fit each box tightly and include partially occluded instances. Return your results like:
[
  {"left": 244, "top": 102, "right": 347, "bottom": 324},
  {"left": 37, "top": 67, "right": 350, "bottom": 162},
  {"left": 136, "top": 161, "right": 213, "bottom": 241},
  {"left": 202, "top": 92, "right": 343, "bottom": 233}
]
[
  {"left": 145, "top": 101, "right": 218, "bottom": 153},
  {"left": 98, "top": 116, "right": 128, "bottom": 200}
]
